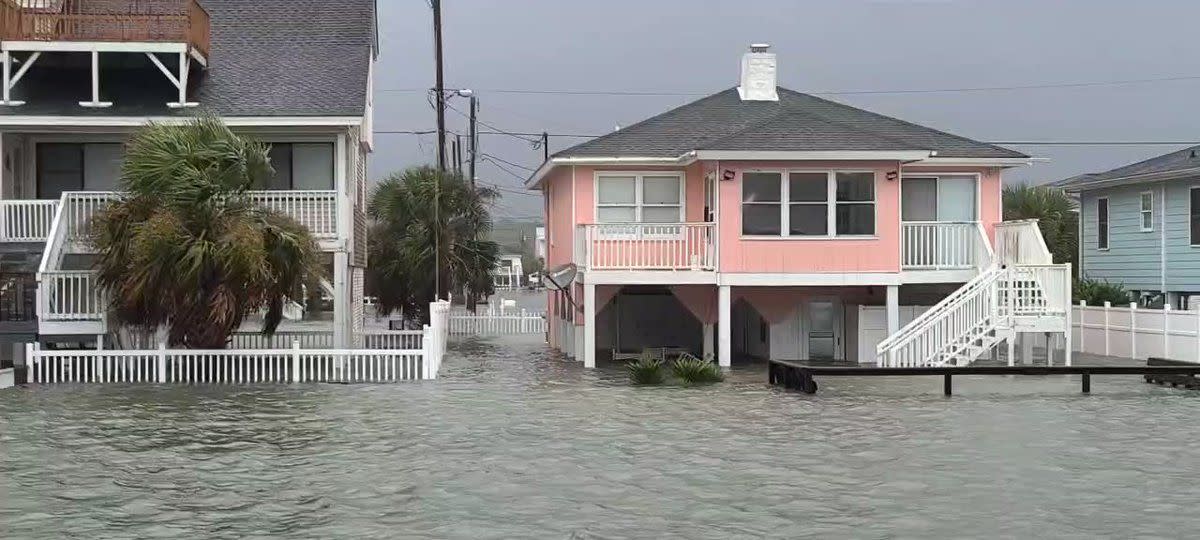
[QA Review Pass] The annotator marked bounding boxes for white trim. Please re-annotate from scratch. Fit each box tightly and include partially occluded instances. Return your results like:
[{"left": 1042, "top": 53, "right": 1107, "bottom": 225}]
[
  {"left": 899, "top": 269, "right": 978, "bottom": 284},
  {"left": 911, "top": 157, "right": 1037, "bottom": 167},
  {"left": 899, "top": 172, "right": 982, "bottom": 222},
  {"left": 0, "top": 116, "right": 363, "bottom": 127},
  {"left": 718, "top": 272, "right": 902, "bottom": 287},
  {"left": 578, "top": 270, "right": 717, "bottom": 285},
  {"left": 1096, "top": 196, "right": 1110, "bottom": 251},
  {"left": 1139, "top": 190, "right": 1154, "bottom": 232},
  {"left": 739, "top": 168, "right": 877, "bottom": 238},
  {"left": 2, "top": 41, "right": 208, "bottom": 66},
  {"left": 695, "top": 150, "right": 933, "bottom": 161}
]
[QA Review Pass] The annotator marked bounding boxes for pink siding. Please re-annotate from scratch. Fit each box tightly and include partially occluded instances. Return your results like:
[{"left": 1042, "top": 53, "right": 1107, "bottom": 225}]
[
  {"left": 716, "top": 161, "right": 902, "bottom": 273},
  {"left": 544, "top": 168, "right": 574, "bottom": 269}
]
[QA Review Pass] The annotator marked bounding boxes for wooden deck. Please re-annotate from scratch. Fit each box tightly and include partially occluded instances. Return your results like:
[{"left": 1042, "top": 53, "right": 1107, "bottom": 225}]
[
  {"left": 768, "top": 358, "right": 1200, "bottom": 395},
  {"left": 0, "top": 0, "right": 210, "bottom": 57}
]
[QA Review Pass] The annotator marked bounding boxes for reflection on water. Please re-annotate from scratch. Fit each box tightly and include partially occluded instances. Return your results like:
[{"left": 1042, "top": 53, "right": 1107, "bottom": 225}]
[{"left": 3, "top": 335, "right": 1200, "bottom": 539}]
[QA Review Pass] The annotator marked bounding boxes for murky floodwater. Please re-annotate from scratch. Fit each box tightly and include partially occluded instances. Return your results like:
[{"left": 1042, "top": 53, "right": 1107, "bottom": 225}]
[{"left": 3, "top": 336, "right": 1200, "bottom": 539}]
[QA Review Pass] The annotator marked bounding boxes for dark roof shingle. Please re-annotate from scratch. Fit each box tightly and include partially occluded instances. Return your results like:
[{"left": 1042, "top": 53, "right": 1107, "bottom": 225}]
[
  {"left": 555, "top": 87, "right": 1025, "bottom": 159},
  {"left": 0, "top": 0, "right": 375, "bottom": 117},
  {"left": 1055, "top": 145, "right": 1200, "bottom": 189}
]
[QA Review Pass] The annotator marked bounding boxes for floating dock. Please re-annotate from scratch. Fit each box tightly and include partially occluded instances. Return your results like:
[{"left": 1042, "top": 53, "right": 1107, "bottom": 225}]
[{"left": 768, "top": 358, "right": 1200, "bottom": 395}]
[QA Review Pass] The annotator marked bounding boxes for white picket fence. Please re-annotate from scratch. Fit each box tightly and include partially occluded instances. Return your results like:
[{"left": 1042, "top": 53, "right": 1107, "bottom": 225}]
[
  {"left": 228, "top": 330, "right": 425, "bottom": 350},
  {"left": 27, "top": 301, "right": 452, "bottom": 384},
  {"left": 449, "top": 309, "right": 546, "bottom": 335},
  {"left": 1072, "top": 302, "right": 1200, "bottom": 363}
]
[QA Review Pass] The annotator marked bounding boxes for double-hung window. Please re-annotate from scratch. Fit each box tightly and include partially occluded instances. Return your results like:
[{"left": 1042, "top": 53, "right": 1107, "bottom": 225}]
[
  {"left": 595, "top": 174, "right": 683, "bottom": 232},
  {"left": 741, "top": 170, "right": 875, "bottom": 237},
  {"left": 1140, "top": 191, "right": 1154, "bottom": 232}
]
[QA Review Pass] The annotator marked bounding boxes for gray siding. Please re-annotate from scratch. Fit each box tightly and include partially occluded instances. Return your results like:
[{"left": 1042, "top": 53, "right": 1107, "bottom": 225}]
[
  {"left": 1079, "top": 184, "right": 1163, "bottom": 291},
  {"left": 1164, "top": 179, "right": 1200, "bottom": 292}
]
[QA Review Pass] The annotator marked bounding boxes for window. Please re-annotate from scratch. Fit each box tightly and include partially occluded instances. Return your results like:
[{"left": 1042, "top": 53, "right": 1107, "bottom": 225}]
[
  {"left": 263, "top": 143, "right": 335, "bottom": 190},
  {"left": 1191, "top": 188, "right": 1200, "bottom": 246},
  {"left": 36, "top": 143, "right": 123, "bottom": 198},
  {"left": 901, "top": 175, "right": 977, "bottom": 222},
  {"left": 1140, "top": 191, "right": 1154, "bottom": 232},
  {"left": 595, "top": 174, "right": 682, "bottom": 224},
  {"left": 1097, "top": 197, "right": 1109, "bottom": 250},
  {"left": 741, "top": 170, "right": 875, "bottom": 237}
]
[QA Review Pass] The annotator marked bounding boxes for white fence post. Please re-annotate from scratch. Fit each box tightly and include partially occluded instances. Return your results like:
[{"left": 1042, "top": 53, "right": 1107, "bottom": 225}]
[
  {"left": 156, "top": 341, "right": 167, "bottom": 383},
  {"left": 1164, "top": 304, "right": 1172, "bottom": 360},
  {"left": 1103, "top": 301, "right": 1111, "bottom": 356},
  {"left": 422, "top": 324, "right": 433, "bottom": 379},
  {"left": 26, "top": 342, "right": 35, "bottom": 383},
  {"left": 292, "top": 340, "right": 301, "bottom": 383},
  {"left": 1129, "top": 302, "right": 1138, "bottom": 360}
]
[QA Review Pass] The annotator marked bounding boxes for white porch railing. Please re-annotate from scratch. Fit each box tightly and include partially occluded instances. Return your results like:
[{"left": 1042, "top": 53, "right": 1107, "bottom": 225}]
[
  {"left": 38, "top": 270, "right": 105, "bottom": 322},
  {"left": 228, "top": 330, "right": 426, "bottom": 350},
  {"left": 0, "top": 199, "right": 57, "bottom": 242},
  {"left": 901, "top": 221, "right": 989, "bottom": 270},
  {"left": 248, "top": 190, "right": 338, "bottom": 239},
  {"left": 995, "top": 219, "right": 1052, "bottom": 266},
  {"left": 575, "top": 222, "right": 715, "bottom": 270}
]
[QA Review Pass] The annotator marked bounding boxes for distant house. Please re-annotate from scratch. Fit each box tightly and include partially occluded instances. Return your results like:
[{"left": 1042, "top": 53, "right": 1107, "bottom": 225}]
[
  {"left": 493, "top": 255, "right": 523, "bottom": 290},
  {"left": 1058, "top": 146, "right": 1200, "bottom": 308},
  {"left": 529, "top": 44, "right": 1068, "bottom": 369}
]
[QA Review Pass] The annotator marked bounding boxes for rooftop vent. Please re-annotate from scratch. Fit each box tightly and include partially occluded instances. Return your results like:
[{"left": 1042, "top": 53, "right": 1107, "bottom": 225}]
[{"left": 737, "top": 43, "right": 777, "bottom": 102}]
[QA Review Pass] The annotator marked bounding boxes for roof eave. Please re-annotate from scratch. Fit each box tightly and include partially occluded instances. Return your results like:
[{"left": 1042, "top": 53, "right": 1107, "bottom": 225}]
[
  {"left": 1060, "top": 166, "right": 1200, "bottom": 192},
  {"left": 525, "top": 153, "right": 697, "bottom": 189}
]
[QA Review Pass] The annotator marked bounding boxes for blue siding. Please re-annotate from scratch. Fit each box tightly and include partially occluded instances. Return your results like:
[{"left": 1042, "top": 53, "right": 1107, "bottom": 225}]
[
  {"left": 1079, "top": 184, "right": 1162, "bottom": 291},
  {"left": 1164, "top": 179, "right": 1200, "bottom": 292}
]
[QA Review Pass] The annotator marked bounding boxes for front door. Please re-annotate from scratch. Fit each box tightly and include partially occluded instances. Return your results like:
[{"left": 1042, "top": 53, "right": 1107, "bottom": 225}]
[{"left": 805, "top": 298, "right": 843, "bottom": 361}]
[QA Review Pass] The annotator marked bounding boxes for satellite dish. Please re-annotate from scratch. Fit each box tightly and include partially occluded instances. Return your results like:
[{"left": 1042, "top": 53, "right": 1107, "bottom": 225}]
[{"left": 543, "top": 263, "right": 577, "bottom": 291}]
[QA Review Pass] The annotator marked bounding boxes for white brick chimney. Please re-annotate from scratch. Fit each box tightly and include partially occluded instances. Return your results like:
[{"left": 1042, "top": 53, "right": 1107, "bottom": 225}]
[{"left": 737, "top": 44, "right": 778, "bottom": 101}]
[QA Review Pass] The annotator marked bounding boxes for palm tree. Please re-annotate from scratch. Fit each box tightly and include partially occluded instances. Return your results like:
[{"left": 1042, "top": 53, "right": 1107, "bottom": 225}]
[
  {"left": 368, "top": 166, "right": 499, "bottom": 322},
  {"left": 91, "top": 118, "right": 322, "bottom": 348},
  {"left": 1002, "top": 182, "right": 1078, "bottom": 269}
]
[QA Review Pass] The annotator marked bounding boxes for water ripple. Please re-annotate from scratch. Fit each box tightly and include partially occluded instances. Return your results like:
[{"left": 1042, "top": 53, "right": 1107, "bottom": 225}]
[{"left": 4, "top": 335, "right": 1200, "bottom": 538}]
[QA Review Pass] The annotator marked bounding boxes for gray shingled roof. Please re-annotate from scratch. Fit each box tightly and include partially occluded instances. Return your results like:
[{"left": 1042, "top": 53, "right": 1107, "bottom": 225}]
[
  {"left": 1055, "top": 145, "right": 1200, "bottom": 189},
  {"left": 0, "top": 0, "right": 375, "bottom": 117},
  {"left": 554, "top": 87, "right": 1026, "bottom": 159}
]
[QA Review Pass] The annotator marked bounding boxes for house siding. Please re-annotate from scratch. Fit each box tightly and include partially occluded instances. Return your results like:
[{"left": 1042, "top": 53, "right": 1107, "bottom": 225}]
[
  {"left": 1163, "top": 178, "right": 1200, "bottom": 292},
  {"left": 1079, "top": 184, "right": 1164, "bottom": 292}
]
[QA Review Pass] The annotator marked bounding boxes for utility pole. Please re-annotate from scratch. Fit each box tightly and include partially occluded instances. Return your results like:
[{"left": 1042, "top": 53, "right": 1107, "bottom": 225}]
[
  {"left": 454, "top": 134, "right": 463, "bottom": 174},
  {"left": 432, "top": 0, "right": 446, "bottom": 172},
  {"left": 431, "top": 0, "right": 445, "bottom": 299},
  {"left": 541, "top": 131, "right": 549, "bottom": 163},
  {"left": 468, "top": 94, "right": 477, "bottom": 186}
]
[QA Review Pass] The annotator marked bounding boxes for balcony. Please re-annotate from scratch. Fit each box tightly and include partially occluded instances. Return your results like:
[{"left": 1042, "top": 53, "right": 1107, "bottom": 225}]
[
  {"left": 0, "top": 199, "right": 57, "bottom": 242},
  {"left": 901, "top": 221, "right": 992, "bottom": 271},
  {"left": 0, "top": 0, "right": 211, "bottom": 57},
  {"left": 575, "top": 222, "right": 715, "bottom": 272}
]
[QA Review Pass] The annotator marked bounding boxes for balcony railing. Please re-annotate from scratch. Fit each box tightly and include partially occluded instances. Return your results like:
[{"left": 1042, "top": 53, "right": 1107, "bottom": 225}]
[
  {"left": 38, "top": 269, "right": 104, "bottom": 321},
  {"left": 249, "top": 190, "right": 339, "bottom": 240},
  {"left": 0, "top": 199, "right": 57, "bottom": 242},
  {"left": 575, "top": 222, "right": 715, "bottom": 271},
  {"left": 0, "top": 0, "right": 211, "bottom": 57},
  {"left": 901, "top": 221, "right": 991, "bottom": 270}
]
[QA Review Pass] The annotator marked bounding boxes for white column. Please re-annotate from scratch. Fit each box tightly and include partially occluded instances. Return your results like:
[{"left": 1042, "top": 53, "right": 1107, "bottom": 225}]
[
  {"left": 1007, "top": 334, "right": 1016, "bottom": 367},
  {"left": 333, "top": 252, "right": 350, "bottom": 348},
  {"left": 79, "top": 51, "right": 112, "bottom": 108},
  {"left": 583, "top": 283, "right": 596, "bottom": 368},
  {"left": 1020, "top": 332, "right": 1033, "bottom": 365},
  {"left": 718, "top": 285, "right": 732, "bottom": 367},
  {"left": 885, "top": 285, "right": 900, "bottom": 336},
  {"left": 703, "top": 323, "right": 714, "bottom": 362}
]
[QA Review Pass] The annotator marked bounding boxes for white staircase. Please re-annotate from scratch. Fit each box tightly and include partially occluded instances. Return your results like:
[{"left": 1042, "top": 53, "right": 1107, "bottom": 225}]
[{"left": 877, "top": 220, "right": 1072, "bottom": 367}]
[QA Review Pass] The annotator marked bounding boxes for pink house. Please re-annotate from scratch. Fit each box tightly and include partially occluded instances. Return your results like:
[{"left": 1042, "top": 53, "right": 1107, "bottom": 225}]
[{"left": 528, "top": 45, "right": 1071, "bottom": 369}]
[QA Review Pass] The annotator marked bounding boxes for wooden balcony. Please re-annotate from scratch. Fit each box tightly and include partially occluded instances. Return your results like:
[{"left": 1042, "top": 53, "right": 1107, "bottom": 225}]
[{"left": 0, "top": 0, "right": 210, "bottom": 57}]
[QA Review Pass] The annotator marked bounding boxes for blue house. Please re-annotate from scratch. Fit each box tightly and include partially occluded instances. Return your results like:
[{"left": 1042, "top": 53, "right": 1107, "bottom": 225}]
[{"left": 1058, "top": 146, "right": 1200, "bottom": 308}]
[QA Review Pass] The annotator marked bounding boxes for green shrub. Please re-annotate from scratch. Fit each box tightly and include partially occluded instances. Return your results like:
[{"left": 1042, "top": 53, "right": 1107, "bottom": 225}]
[
  {"left": 1074, "top": 278, "right": 1133, "bottom": 306},
  {"left": 671, "top": 353, "right": 724, "bottom": 385},
  {"left": 626, "top": 351, "right": 665, "bottom": 385}
]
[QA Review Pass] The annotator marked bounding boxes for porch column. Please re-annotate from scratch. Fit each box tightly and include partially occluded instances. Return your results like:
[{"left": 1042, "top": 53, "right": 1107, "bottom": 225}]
[
  {"left": 718, "top": 285, "right": 731, "bottom": 367},
  {"left": 333, "top": 252, "right": 350, "bottom": 349},
  {"left": 885, "top": 285, "right": 900, "bottom": 336},
  {"left": 583, "top": 282, "right": 596, "bottom": 368},
  {"left": 703, "top": 324, "right": 714, "bottom": 362}
]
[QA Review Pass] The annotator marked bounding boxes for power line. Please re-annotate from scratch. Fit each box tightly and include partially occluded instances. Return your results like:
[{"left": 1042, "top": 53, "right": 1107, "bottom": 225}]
[
  {"left": 445, "top": 101, "right": 541, "bottom": 143},
  {"left": 479, "top": 152, "right": 535, "bottom": 172},
  {"left": 380, "top": 73, "right": 1200, "bottom": 98},
  {"left": 479, "top": 155, "right": 536, "bottom": 185}
]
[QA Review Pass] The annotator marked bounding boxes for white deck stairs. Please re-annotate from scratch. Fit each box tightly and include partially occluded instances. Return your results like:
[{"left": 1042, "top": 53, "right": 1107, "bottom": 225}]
[{"left": 877, "top": 220, "right": 1071, "bottom": 367}]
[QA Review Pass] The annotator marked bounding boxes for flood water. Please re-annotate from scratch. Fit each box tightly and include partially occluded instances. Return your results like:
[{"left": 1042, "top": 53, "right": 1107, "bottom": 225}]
[{"left": 3, "top": 335, "right": 1200, "bottom": 539}]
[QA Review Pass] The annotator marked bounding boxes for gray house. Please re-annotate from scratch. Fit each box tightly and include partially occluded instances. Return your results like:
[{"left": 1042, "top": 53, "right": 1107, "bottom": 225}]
[{"left": 1058, "top": 146, "right": 1200, "bottom": 308}]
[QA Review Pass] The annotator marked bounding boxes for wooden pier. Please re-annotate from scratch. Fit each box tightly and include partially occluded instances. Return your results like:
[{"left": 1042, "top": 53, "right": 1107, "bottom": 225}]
[{"left": 768, "top": 359, "right": 1200, "bottom": 395}]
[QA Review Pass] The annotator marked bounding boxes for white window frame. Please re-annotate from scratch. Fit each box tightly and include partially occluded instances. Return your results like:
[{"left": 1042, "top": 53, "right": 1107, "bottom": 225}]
[
  {"left": 1140, "top": 190, "right": 1154, "bottom": 232},
  {"left": 899, "top": 173, "right": 982, "bottom": 224},
  {"left": 593, "top": 172, "right": 685, "bottom": 237},
  {"left": 740, "top": 169, "right": 876, "bottom": 238},
  {"left": 1097, "top": 196, "right": 1110, "bottom": 251}
]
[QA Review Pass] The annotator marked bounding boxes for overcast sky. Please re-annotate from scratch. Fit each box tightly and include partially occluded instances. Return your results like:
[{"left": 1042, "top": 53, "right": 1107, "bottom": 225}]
[{"left": 370, "top": 0, "right": 1200, "bottom": 220}]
